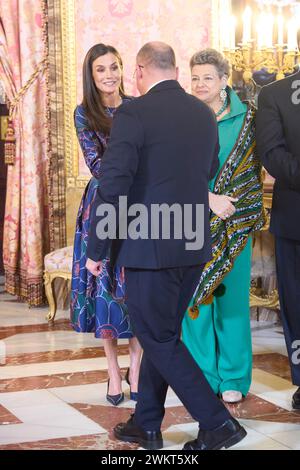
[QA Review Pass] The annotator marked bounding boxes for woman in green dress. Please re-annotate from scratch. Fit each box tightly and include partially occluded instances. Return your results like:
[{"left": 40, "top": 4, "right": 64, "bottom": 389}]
[{"left": 182, "top": 49, "right": 265, "bottom": 403}]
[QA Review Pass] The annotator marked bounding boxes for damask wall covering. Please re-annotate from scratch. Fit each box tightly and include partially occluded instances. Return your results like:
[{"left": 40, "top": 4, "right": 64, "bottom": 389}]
[
  {"left": 62, "top": 0, "right": 216, "bottom": 241},
  {"left": 75, "top": 0, "right": 212, "bottom": 105}
]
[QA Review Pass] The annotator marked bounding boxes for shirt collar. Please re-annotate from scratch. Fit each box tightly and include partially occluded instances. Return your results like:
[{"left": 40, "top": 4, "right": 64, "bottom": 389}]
[
  {"left": 219, "top": 87, "right": 247, "bottom": 122},
  {"left": 146, "top": 79, "right": 171, "bottom": 93}
]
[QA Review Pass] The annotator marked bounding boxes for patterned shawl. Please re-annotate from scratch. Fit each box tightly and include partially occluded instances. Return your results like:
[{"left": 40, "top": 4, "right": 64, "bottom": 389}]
[{"left": 188, "top": 104, "right": 266, "bottom": 318}]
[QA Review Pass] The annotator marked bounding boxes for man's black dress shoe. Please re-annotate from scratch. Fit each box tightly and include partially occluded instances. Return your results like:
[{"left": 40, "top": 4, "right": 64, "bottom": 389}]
[
  {"left": 183, "top": 418, "right": 247, "bottom": 450},
  {"left": 114, "top": 414, "right": 163, "bottom": 450},
  {"left": 292, "top": 387, "right": 300, "bottom": 410}
]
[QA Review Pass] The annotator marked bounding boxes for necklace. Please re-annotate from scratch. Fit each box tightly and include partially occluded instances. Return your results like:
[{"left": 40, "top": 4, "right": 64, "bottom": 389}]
[
  {"left": 105, "top": 97, "right": 122, "bottom": 117},
  {"left": 104, "top": 96, "right": 122, "bottom": 109},
  {"left": 215, "top": 94, "right": 228, "bottom": 118}
]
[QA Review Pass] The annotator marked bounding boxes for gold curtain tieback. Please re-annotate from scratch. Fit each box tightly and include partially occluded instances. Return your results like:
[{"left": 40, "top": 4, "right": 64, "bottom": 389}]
[
  {"left": 4, "top": 58, "right": 47, "bottom": 165},
  {"left": 4, "top": 120, "right": 16, "bottom": 165}
]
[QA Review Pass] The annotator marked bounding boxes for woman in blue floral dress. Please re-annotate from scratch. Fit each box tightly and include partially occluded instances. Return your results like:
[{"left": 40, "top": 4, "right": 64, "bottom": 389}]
[{"left": 70, "top": 44, "right": 142, "bottom": 405}]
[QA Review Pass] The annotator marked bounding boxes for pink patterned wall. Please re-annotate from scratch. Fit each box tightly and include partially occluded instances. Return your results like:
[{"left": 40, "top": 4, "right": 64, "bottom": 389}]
[{"left": 75, "top": 0, "right": 213, "bottom": 175}]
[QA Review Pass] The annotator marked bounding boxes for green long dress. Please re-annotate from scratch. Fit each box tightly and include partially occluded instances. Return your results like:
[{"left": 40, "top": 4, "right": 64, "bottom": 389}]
[{"left": 182, "top": 88, "right": 252, "bottom": 396}]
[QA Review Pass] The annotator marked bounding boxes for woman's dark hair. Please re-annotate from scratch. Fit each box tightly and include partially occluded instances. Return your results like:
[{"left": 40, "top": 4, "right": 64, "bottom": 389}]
[{"left": 82, "top": 43, "right": 125, "bottom": 134}]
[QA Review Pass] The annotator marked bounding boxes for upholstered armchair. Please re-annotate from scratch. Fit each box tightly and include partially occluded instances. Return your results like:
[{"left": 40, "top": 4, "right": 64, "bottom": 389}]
[{"left": 44, "top": 246, "right": 73, "bottom": 322}]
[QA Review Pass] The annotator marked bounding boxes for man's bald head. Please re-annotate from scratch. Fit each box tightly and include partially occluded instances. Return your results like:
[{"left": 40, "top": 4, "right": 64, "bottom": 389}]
[{"left": 137, "top": 42, "right": 176, "bottom": 71}]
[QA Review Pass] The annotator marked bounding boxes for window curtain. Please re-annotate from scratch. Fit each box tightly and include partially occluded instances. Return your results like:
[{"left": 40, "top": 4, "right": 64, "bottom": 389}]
[{"left": 0, "top": 0, "right": 50, "bottom": 305}]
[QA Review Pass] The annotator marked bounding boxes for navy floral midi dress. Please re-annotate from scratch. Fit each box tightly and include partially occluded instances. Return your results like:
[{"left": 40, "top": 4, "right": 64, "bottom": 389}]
[{"left": 70, "top": 101, "right": 133, "bottom": 339}]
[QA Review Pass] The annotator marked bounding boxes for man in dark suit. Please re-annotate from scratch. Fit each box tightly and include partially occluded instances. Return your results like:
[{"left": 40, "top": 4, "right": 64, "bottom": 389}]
[
  {"left": 257, "top": 69, "right": 300, "bottom": 410},
  {"left": 86, "top": 42, "right": 246, "bottom": 450}
]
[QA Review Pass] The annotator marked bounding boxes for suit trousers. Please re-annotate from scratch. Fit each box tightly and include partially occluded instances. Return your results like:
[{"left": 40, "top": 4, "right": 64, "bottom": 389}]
[
  {"left": 275, "top": 236, "right": 300, "bottom": 385},
  {"left": 125, "top": 265, "right": 231, "bottom": 431}
]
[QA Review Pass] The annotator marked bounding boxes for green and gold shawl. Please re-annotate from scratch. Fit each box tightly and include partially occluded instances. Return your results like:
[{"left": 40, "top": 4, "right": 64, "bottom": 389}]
[{"left": 188, "top": 104, "right": 266, "bottom": 318}]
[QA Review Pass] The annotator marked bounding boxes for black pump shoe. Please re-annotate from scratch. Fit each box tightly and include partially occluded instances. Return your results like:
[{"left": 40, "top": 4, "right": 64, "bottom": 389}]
[
  {"left": 125, "top": 367, "right": 138, "bottom": 402},
  {"left": 106, "top": 379, "right": 124, "bottom": 406}
]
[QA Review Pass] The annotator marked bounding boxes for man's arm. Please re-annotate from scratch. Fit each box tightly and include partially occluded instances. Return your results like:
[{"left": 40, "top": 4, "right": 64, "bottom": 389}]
[
  {"left": 256, "top": 86, "right": 300, "bottom": 191},
  {"left": 86, "top": 105, "right": 143, "bottom": 262}
]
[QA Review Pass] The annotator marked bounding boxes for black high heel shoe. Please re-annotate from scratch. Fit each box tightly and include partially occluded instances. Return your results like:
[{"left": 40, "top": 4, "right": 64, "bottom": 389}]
[
  {"left": 106, "top": 379, "right": 124, "bottom": 406},
  {"left": 125, "top": 367, "right": 138, "bottom": 402}
]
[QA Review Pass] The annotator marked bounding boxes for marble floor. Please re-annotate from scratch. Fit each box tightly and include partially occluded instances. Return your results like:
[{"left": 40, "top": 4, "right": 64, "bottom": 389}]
[{"left": 0, "top": 280, "right": 299, "bottom": 451}]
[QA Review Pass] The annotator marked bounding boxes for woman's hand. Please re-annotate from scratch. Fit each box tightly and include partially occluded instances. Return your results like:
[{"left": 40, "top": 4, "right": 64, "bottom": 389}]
[
  {"left": 86, "top": 258, "right": 103, "bottom": 276},
  {"left": 209, "top": 193, "right": 238, "bottom": 220}
]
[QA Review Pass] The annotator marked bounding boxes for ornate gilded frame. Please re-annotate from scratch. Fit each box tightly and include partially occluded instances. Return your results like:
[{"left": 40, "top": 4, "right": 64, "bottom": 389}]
[
  {"left": 48, "top": 0, "right": 90, "bottom": 243},
  {"left": 48, "top": 0, "right": 67, "bottom": 249},
  {"left": 60, "top": 0, "right": 89, "bottom": 189},
  {"left": 59, "top": 0, "right": 223, "bottom": 191},
  {"left": 50, "top": 0, "right": 226, "bottom": 244}
]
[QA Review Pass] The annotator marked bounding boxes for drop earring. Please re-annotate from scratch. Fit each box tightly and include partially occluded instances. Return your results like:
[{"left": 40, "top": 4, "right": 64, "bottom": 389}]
[
  {"left": 220, "top": 87, "right": 227, "bottom": 103},
  {"left": 215, "top": 87, "right": 228, "bottom": 117}
]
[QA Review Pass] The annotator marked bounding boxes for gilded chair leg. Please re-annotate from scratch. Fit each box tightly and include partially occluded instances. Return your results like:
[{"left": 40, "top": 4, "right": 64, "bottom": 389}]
[
  {"left": 62, "top": 278, "right": 71, "bottom": 309},
  {"left": 44, "top": 271, "right": 56, "bottom": 323}
]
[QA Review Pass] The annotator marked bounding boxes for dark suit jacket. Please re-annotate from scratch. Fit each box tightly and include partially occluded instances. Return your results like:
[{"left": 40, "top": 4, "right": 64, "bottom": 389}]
[
  {"left": 256, "top": 70, "right": 300, "bottom": 241},
  {"left": 86, "top": 80, "right": 219, "bottom": 268}
]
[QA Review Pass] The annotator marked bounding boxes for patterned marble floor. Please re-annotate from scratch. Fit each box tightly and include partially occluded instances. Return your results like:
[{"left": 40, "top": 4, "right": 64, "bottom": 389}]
[{"left": 0, "top": 280, "right": 299, "bottom": 451}]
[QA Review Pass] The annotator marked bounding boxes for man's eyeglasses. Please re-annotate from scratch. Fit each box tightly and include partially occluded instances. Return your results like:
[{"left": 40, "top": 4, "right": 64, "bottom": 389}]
[{"left": 133, "top": 64, "right": 145, "bottom": 78}]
